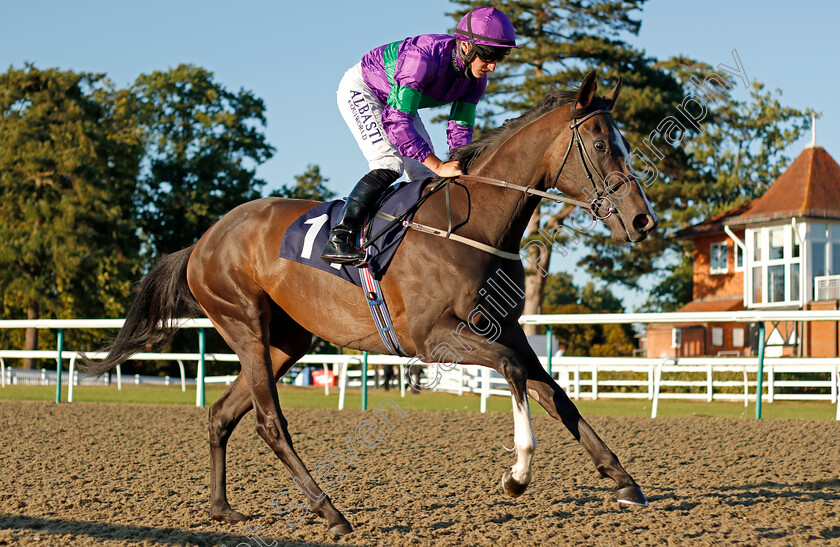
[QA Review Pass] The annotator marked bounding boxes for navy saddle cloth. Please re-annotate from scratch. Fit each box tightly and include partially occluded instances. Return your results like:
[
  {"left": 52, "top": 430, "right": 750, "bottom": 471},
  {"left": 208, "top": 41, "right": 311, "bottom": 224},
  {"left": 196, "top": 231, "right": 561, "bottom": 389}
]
[{"left": 279, "top": 179, "right": 429, "bottom": 286}]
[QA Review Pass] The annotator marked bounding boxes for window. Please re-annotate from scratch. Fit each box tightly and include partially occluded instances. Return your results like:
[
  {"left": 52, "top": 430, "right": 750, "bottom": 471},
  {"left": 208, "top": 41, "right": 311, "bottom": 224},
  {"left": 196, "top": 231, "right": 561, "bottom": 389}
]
[
  {"left": 735, "top": 244, "right": 744, "bottom": 271},
  {"left": 747, "top": 224, "right": 803, "bottom": 307},
  {"left": 768, "top": 264, "right": 785, "bottom": 302},
  {"left": 791, "top": 263, "right": 800, "bottom": 301},
  {"left": 812, "top": 241, "right": 827, "bottom": 277},
  {"left": 711, "top": 327, "right": 724, "bottom": 346},
  {"left": 710, "top": 242, "right": 728, "bottom": 274},
  {"left": 833, "top": 243, "right": 840, "bottom": 275},
  {"left": 732, "top": 328, "right": 745, "bottom": 348},
  {"left": 769, "top": 229, "right": 785, "bottom": 259},
  {"left": 809, "top": 222, "right": 840, "bottom": 300}
]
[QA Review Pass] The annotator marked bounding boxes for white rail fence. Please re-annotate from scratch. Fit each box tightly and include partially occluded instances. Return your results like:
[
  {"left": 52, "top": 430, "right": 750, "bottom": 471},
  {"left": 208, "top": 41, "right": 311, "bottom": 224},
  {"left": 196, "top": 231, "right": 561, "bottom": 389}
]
[{"left": 1, "top": 312, "right": 839, "bottom": 420}]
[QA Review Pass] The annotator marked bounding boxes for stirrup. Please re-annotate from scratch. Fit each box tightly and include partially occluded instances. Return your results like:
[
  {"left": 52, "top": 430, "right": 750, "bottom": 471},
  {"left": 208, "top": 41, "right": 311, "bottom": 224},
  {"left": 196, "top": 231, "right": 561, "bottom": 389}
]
[
  {"left": 323, "top": 251, "right": 368, "bottom": 267},
  {"left": 320, "top": 235, "right": 368, "bottom": 266}
]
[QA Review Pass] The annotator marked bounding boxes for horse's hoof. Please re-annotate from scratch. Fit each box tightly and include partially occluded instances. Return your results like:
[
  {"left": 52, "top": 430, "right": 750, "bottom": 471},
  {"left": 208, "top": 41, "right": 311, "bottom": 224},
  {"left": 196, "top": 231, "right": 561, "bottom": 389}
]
[
  {"left": 501, "top": 468, "right": 529, "bottom": 498},
  {"left": 210, "top": 506, "right": 248, "bottom": 523},
  {"left": 615, "top": 485, "right": 648, "bottom": 506},
  {"left": 327, "top": 521, "right": 354, "bottom": 536}
]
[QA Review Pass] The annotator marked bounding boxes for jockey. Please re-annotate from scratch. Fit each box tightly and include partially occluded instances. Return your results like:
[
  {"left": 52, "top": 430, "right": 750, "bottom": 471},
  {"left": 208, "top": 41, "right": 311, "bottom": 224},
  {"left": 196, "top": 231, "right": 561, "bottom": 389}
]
[{"left": 321, "top": 6, "right": 522, "bottom": 266}]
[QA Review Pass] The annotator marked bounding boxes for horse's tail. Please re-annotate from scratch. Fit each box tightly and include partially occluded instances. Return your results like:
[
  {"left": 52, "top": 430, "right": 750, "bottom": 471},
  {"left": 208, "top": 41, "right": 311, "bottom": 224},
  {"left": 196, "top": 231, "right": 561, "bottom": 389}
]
[{"left": 79, "top": 244, "right": 202, "bottom": 374}]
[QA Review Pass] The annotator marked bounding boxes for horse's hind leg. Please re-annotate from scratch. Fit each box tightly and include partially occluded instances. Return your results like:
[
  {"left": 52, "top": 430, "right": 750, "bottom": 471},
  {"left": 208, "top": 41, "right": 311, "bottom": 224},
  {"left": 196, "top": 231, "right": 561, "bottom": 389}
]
[
  {"left": 208, "top": 375, "right": 252, "bottom": 522},
  {"left": 208, "top": 322, "right": 306, "bottom": 524},
  {"left": 202, "top": 293, "right": 353, "bottom": 535},
  {"left": 523, "top": 358, "right": 647, "bottom": 506}
]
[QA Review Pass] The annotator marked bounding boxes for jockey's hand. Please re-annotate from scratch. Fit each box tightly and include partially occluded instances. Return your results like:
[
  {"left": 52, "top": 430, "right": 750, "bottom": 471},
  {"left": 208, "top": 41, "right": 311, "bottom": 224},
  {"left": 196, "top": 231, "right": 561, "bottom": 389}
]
[
  {"left": 423, "top": 154, "right": 462, "bottom": 178},
  {"left": 437, "top": 161, "right": 463, "bottom": 179}
]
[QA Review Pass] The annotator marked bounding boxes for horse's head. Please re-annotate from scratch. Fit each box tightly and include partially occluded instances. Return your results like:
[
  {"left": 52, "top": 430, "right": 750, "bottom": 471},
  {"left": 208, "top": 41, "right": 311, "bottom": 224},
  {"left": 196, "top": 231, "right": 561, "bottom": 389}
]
[{"left": 551, "top": 71, "right": 659, "bottom": 243}]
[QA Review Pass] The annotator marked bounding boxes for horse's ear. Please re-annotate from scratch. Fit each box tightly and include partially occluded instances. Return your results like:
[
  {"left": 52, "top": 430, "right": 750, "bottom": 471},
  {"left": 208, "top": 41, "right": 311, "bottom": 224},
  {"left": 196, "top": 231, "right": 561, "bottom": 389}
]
[
  {"left": 577, "top": 70, "right": 598, "bottom": 109},
  {"left": 603, "top": 75, "right": 622, "bottom": 111}
]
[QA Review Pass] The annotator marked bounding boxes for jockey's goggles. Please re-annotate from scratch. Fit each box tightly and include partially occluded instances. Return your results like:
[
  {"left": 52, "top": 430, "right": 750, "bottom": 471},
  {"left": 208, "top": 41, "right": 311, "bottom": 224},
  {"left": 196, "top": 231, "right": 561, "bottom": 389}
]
[{"left": 474, "top": 45, "right": 511, "bottom": 63}]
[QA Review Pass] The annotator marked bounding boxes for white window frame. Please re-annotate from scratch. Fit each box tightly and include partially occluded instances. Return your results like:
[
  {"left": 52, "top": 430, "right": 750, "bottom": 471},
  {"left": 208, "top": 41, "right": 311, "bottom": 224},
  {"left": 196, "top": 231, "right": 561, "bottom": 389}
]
[
  {"left": 746, "top": 223, "right": 804, "bottom": 308},
  {"left": 710, "top": 242, "right": 729, "bottom": 275}
]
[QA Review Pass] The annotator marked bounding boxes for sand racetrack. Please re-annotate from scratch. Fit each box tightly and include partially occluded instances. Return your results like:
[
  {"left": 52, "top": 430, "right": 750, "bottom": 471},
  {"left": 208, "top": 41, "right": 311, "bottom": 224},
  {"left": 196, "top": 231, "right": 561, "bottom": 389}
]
[{"left": 0, "top": 399, "right": 838, "bottom": 546}]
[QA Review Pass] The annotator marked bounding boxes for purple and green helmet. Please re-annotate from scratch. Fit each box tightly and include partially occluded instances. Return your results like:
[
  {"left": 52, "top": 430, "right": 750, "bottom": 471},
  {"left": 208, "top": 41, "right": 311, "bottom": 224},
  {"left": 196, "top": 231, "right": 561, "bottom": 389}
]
[{"left": 454, "top": 7, "right": 522, "bottom": 61}]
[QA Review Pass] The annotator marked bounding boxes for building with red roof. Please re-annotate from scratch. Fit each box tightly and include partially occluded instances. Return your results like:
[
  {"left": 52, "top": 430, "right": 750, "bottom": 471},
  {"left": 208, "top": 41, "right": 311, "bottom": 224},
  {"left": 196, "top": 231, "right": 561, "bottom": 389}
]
[{"left": 646, "top": 132, "right": 840, "bottom": 358}]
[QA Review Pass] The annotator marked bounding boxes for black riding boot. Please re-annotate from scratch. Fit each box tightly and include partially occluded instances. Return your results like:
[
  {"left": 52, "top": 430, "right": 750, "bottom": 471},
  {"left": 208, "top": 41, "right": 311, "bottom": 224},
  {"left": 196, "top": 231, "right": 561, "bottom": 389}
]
[{"left": 320, "top": 169, "right": 399, "bottom": 266}]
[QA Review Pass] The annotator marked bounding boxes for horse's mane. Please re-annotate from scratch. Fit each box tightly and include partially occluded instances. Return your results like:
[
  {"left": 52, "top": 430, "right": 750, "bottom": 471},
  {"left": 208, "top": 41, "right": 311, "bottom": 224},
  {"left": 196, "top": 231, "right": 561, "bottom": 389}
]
[{"left": 451, "top": 87, "right": 582, "bottom": 173}]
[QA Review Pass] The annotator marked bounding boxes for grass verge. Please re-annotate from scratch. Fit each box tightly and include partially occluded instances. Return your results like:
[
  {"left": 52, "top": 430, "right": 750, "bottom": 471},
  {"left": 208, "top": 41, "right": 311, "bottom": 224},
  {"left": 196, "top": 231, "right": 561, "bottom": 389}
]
[{"left": 0, "top": 384, "right": 836, "bottom": 420}]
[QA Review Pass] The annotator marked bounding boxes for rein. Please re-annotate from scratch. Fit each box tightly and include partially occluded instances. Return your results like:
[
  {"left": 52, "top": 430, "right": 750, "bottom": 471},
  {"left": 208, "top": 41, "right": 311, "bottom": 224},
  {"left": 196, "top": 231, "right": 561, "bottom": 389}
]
[
  {"left": 461, "top": 106, "right": 616, "bottom": 221},
  {"left": 361, "top": 106, "right": 618, "bottom": 262}
]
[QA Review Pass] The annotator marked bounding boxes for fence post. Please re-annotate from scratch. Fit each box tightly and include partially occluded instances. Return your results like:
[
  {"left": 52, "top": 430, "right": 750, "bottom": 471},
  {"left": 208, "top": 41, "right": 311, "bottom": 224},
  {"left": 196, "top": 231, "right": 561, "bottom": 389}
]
[
  {"left": 361, "top": 351, "right": 368, "bottom": 411},
  {"left": 196, "top": 328, "right": 206, "bottom": 408},
  {"left": 546, "top": 325, "right": 553, "bottom": 377},
  {"left": 481, "top": 367, "right": 490, "bottom": 413},
  {"left": 651, "top": 358, "right": 670, "bottom": 419},
  {"left": 338, "top": 357, "right": 355, "bottom": 411},
  {"left": 400, "top": 363, "right": 406, "bottom": 398},
  {"left": 177, "top": 360, "right": 186, "bottom": 393},
  {"left": 755, "top": 322, "right": 766, "bottom": 419},
  {"left": 68, "top": 355, "right": 77, "bottom": 402},
  {"left": 768, "top": 366, "right": 775, "bottom": 403},
  {"left": 55, "top": 329, "right": 64, "bottom": 403},
  {"left": 706, "top": 363, "right": 713, "bottom": 402},
  {"left": 836, "top": 367, "right": 840, "bottom": 421}
]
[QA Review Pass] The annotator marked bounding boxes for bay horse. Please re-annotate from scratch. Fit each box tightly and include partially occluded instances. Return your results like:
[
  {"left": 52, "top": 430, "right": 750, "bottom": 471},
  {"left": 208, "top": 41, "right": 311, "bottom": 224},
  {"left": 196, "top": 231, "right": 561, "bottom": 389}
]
[{"left": 82, "top": 71, "right": 658, "bottom": 536}]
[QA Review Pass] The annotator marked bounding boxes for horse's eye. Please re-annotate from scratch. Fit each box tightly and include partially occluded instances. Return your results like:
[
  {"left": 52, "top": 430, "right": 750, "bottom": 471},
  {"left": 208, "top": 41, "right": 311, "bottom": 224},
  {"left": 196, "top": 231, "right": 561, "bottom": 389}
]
[{"left": 594, "top": 141, "right": 607, "bottom": 152}]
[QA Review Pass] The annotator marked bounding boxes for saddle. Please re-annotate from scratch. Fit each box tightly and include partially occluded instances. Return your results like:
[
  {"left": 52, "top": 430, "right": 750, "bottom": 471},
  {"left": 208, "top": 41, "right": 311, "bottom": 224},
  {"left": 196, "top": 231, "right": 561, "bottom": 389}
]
[{"left": 278, "top": 178, "right": 430, "bottom": 286}]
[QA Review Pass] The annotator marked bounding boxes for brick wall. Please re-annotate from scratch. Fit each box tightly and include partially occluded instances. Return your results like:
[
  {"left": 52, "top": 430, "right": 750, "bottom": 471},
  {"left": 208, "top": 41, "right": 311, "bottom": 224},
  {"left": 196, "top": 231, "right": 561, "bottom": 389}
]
[
  {"left": 692, "top": 233, "right": 744, "bottom": 301},
  {"left": 804, "top": 300, "right": 840, "bottom": 357}
]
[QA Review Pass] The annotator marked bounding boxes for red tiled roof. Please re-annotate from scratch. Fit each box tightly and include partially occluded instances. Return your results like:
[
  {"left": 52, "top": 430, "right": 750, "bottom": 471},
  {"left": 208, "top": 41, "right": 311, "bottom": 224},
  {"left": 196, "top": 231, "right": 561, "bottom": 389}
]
[
  {"left": 730, "top": 146, "right": 840, "bottom": 224},
  {"left": 674, "top": 203, "right": 752, "bottom": 239}
]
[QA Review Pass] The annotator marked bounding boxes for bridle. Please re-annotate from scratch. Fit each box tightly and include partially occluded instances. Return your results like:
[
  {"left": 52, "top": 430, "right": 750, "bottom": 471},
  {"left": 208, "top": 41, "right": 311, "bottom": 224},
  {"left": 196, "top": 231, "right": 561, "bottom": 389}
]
[{"left": 460, "top": 103, "right": 617, "bottom": 220}]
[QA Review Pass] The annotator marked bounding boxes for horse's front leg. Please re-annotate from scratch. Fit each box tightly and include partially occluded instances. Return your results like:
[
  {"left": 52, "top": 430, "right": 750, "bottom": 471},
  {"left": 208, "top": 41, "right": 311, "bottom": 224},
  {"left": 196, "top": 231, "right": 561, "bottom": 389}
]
[
  {"left": 503, "top": 379, "right": 537, "bottom": 497},
  {"left": 421, "top": 318, "right": 536, "bottom": 497},
  {"left": 524, "top": 357, "right": 648, "bottom": 506}
]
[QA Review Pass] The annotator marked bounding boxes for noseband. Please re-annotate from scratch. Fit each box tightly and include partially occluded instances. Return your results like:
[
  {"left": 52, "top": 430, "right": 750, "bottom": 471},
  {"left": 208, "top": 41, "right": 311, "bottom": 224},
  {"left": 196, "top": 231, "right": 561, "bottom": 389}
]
[{"left": 460, "top": 104, "right": 617, "bottom": 220}]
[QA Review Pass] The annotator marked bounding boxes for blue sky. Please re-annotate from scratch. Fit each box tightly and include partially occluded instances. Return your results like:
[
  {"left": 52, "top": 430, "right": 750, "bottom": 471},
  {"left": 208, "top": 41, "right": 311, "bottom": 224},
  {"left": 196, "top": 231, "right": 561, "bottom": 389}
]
[{"left": 2, "top": 0, "right": 834, "bottom": 308}]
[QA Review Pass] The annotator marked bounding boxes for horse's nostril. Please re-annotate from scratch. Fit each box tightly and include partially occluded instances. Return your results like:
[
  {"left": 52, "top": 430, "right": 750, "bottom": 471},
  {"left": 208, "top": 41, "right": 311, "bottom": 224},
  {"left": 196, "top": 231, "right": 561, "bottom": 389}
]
[{"left": 633, "top": 214, "right": 656, "bottom": 233}]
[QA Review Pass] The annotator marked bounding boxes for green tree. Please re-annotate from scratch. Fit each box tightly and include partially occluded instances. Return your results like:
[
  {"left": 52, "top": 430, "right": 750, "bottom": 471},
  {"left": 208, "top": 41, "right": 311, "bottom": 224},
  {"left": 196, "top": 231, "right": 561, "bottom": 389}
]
[
  {"left": 543, "top": 303, "right": 634, "bottom": 356},
  {"left": 543, "top": 272, "right": 578, "bottom": 308},
  {"left": 0, "top": 65, "right": 143, "bottom": 366},
  {"left": 540, "top": 274, "right": 636, "bottom": 355},
  {"left": 132, "top": 64, "right": 275, "bottom": 260},
  {"left": 269, "top": 164, "right": 337, "bottom": 201},
  {"left": 579, "top": 281, "right": 623, "bottom": 313}
]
